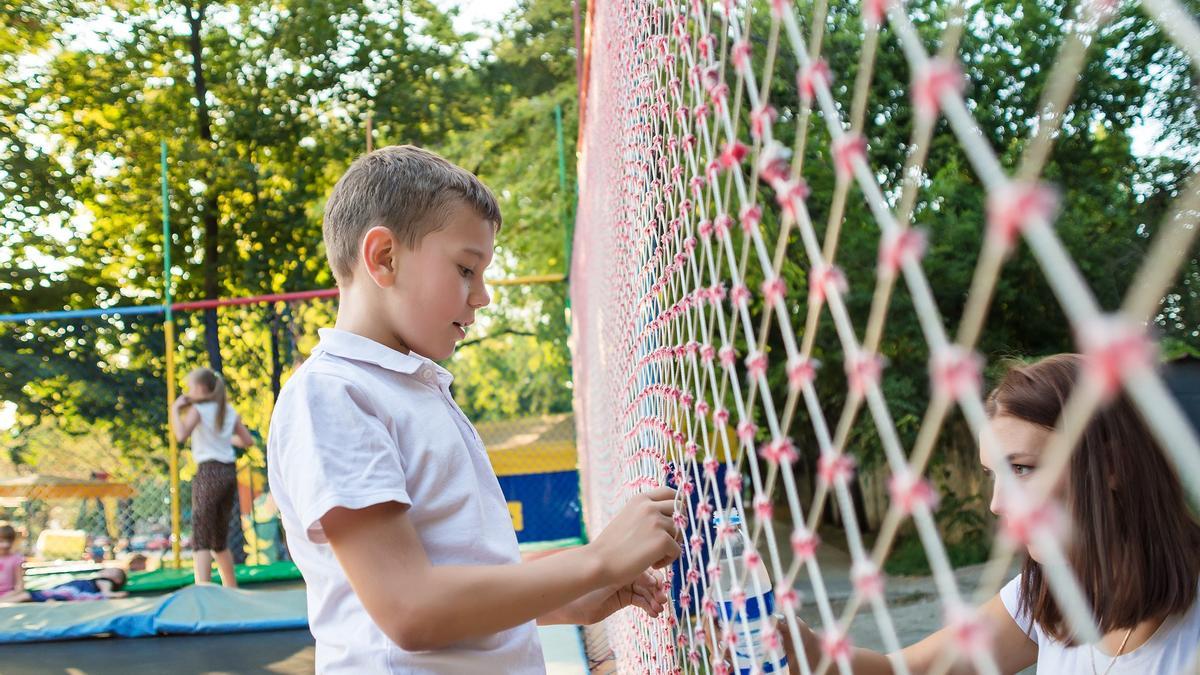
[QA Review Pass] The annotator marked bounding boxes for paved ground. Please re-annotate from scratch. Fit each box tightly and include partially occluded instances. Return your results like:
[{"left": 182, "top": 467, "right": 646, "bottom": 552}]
[{"left": 0, "top": 624, "right": 588, "bottom": 675}]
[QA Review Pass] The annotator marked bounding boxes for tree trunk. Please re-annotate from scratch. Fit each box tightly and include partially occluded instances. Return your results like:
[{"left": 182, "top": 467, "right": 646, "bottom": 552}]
[
  {"left": 184, "top": 0, "right": 223, "bottom": 372},
  {"left": 269, "top": 303, "right": 283, "bottom": 403}
]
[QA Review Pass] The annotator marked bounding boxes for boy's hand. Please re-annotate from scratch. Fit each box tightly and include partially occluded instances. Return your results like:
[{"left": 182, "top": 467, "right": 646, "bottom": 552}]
[
  {"left": 564, "top": 569, "right": 668, "bottom": 624},
  {"left": 588, "top": 486, "right": 681, "bottom": 585}
]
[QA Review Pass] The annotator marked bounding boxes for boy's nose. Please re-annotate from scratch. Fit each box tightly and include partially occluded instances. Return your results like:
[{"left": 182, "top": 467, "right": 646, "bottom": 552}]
[{"left": 471, "top": 284, "right": 491, "bottom": 309}]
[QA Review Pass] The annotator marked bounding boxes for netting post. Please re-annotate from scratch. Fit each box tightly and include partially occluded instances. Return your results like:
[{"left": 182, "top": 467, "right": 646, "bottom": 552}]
[{"left": 161, "top": 139, "right": 182, "bottom": 569}]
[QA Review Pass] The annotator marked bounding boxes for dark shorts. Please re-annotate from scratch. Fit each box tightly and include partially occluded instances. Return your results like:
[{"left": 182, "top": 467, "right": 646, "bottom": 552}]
[{"left": 191, "top": 461, "right": 237, "bottom": 551}]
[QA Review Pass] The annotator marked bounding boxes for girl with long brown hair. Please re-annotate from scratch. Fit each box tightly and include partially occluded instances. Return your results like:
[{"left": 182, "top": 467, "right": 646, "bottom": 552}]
[
  {"left": 171, "top": 367, "right": 256, "bottom": 588},
  {"left": 788, "top": 354, "right": 1200, "bottom": 673}
]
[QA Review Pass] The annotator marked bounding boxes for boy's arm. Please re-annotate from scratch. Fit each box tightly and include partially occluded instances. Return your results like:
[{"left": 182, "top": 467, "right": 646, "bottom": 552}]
[
  {"left": 14, "top": 559, "right": 24, "bottom": 592},
  {"left": 323, "top": 488, "right": 681, "bottom": 651},
  {"left": 537, "top": 568, "right": 667, "bottom": 626}
]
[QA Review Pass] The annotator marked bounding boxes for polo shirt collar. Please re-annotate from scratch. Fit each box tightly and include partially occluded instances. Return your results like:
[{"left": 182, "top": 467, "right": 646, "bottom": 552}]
[{"left": 314, "top": 328, "right": 453, "bottom": 383}]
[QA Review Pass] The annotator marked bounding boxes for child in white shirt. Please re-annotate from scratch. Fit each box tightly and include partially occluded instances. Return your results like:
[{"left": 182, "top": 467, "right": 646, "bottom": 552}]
[{"left": 268, "top": 145, "right": 681, "bottom": 674}]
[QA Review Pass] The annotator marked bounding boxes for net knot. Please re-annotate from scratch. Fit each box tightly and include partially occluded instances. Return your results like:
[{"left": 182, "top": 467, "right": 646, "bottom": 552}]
[
  {"left": 888, "top": 469, "right": 939, "bottom": 515},
  {"left": 930, "top": 345, "right": 984, "bottom": 400},
  {"left": 878, "top": 227, "right": 927, "bottom": 277},
  {"left": 1078, "top": 315, "right": 1157, "bottom": 400},
  {"left": 760, "top": 437, "right": 798, "bottom": 466},
  {"left": 790, "top": 526, "right": 821, "bottom": 561},
  {"left": 809, "top": 263, "right": 848, "bottom": 305},
  {"left": 832, "top": 133, "right": 867, "bottom": 179},
  {"left": 846, "top": 352, "right": 884, "bottom": 396},
  {"left": 986, "top": 180, "right": 1059, "bottom": 250},
  {"left": 852, "top": 559, "right": 885, "bottom": 600},
  {"left": 912, "top": 58, "right": 964, "bottom": 120},
  {"left": 798, "top": 59, "right": 832, "bottom": 103},
  {"left": 818, "top": 452, "right": 857, "bottom": 486},
  {"left": 761, "top": 275, "right": 787, "bottom": 305},
  {"left": 745, "top": 350, "right": 769, "bottom": 379}
]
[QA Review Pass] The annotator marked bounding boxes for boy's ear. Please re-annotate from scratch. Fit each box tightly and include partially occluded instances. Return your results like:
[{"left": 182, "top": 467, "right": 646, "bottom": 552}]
[{"left": 361, "top": 226, "right": 399, "bottom": 288}]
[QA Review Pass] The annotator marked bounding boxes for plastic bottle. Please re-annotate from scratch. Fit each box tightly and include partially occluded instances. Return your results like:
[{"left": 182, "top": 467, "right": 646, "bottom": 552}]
[{"left": 713, "top": 507, "right": 787, "bottom": 674}]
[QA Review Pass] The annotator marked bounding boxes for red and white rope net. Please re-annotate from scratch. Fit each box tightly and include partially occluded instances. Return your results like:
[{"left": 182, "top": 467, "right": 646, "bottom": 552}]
[{"left": 570, "top": 0, "right": 1200, "bottom": 672}]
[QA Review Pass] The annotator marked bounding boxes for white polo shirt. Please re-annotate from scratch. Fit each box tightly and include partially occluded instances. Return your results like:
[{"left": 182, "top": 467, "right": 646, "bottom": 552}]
[{"left": 267, "top": 328, "right": 545, "bottom": 674}]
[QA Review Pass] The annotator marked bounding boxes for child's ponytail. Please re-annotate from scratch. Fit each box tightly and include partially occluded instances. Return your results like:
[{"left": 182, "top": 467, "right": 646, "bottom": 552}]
[{"left": 189, "top": 368, "right": 229, "bottom": 428}]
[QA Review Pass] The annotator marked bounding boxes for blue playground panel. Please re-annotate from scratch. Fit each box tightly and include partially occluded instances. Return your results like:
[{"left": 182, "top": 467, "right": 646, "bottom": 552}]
[{"left": 497, "top": 469, "right": 583, "bottom": 545}]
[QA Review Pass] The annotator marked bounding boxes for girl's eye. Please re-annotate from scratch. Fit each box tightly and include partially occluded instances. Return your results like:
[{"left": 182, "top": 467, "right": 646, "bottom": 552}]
[
  {"left": 459, "top": 265, "right": 474, "bottom": 278},
  {"left": 1011, "top": 464, "right": 1035, "bottom": 477}
]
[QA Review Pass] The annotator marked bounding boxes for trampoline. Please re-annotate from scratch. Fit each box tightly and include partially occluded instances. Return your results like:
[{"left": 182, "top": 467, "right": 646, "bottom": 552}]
[{"left": 0, "top": 584, "right": 306, "bottom": 644}]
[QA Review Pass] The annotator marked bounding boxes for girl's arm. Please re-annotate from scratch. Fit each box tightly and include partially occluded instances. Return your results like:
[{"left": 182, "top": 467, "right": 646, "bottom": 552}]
[
  {"left": 787, "top": 593, "right": 1037, "bottom": 674},
  {"left": 231, "top": 418, "right": 255, "bottom": 448},
  {"left": 170, "top": 397, "right": 200, "bottom": 443}
]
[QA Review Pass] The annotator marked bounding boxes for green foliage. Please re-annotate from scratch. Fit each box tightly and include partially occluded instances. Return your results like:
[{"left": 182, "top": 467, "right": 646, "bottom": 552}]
[
  {"left": 731, "top": 0, "right": 1199, "bottom": 497},
  {"left": 1, "top": 0, "right": 580, "bottom": 465}
]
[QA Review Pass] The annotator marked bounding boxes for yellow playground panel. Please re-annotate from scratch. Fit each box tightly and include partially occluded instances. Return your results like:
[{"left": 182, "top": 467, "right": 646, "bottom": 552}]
[{"left": 477, "top": 412, "right": 583, "bottom": 546}]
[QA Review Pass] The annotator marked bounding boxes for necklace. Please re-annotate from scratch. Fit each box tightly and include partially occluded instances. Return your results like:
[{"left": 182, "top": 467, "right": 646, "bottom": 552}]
[{"left": 1090, "top": 626, "right": 1135, "bottom": 675}]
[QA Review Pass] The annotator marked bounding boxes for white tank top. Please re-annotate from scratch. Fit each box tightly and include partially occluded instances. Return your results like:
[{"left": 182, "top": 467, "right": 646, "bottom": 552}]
[
  {"left": 1001, "top": 574, "right": 1200, "bottom": 673},
  {"left": 191, "top": 401, "right": 238, "bottom": 464}
]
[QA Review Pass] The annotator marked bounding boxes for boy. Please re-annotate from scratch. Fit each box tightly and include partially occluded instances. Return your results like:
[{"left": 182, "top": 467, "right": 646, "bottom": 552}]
[{"left": 267, "top": 145, "right": 682, "bottom": 673}]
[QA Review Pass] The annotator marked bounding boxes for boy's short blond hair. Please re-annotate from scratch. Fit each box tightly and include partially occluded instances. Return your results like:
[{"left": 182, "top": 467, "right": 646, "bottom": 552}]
[{"left": 323, "top": 145, "right": 502, "bottom": 283}]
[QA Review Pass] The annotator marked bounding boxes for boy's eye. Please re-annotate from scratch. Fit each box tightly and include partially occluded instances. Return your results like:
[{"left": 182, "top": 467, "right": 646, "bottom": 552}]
[{"left": 458, "top": 265, "right": 474, "bottom": 278}]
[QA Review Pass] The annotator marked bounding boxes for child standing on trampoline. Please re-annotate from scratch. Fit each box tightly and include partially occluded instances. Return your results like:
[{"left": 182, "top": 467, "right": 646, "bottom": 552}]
[
  {"left": 268, "top": 145, "right": 681, "bottom": 673},
  {"left": 172, "top": 367, "right": 256, "bottom": 588}
]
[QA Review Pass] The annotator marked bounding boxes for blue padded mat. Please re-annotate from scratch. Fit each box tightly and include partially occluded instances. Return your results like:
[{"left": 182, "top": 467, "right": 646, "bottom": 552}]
[{"left": 0, "top": 585, "right": 307, "bottom": 643}]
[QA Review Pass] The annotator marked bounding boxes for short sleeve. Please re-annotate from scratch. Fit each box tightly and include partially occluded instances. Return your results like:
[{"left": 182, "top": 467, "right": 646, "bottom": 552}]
[
  {"left": 999, "top": 574, "right": 1038, "bottom": 644},
  {"left": 271, "top": 373, "right": 411, "bottom": 544}
]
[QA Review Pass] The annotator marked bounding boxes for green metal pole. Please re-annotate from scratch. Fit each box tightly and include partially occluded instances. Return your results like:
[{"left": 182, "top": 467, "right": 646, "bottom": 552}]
[
  {"left": 162, "top": 141, "right": 172, "bottom": 314},
  {"left": 554, "top": 104, "right": 574, "bottom": 280}
]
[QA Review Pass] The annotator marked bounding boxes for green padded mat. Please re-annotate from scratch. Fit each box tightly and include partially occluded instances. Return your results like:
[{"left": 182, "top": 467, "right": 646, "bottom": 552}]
[{"left": 123, "top": 560, "right": 302, "bottom": 593}]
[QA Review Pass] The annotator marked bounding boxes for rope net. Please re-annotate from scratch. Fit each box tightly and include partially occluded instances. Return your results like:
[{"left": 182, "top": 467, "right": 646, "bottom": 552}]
[{"left": 571, "top": 0, "right": 1200, "bottom": 672}]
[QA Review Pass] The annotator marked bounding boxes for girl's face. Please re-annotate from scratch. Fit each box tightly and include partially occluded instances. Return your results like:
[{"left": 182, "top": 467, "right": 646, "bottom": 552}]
[
  {"left": 0, "top": 537, "right": 13, "bottom": 555},
  {"left": 979, "top": 415, "right": 1068, "bottom": 563},
  {"left": 186, "top": 374, "right": 210, "bottom": 398}
]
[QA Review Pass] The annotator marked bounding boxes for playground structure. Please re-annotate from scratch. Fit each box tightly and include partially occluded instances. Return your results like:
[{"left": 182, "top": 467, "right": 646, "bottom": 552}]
[
  {"left": 0, "top": 141, "right": 581, "bottom": 577},
  {"left": 572, "top": 0, "right": 1199, "bottom": 672},
  {"left": 0, "top": 282, "right": 581, "bottom": 576}
]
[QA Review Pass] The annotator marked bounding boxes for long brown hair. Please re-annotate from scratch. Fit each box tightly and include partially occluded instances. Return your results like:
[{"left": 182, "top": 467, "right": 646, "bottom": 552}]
[
  {"left": 984, "top": 353, "right": 1200, "bottom": 641},
  {"left": 188, "top": 367, "right": 229, "bottom": 429}
]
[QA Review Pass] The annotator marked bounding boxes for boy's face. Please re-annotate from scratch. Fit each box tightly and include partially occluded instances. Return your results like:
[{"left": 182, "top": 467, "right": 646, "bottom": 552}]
[{"left": 374, "top": 201, "right": 495, "bottom": 361}]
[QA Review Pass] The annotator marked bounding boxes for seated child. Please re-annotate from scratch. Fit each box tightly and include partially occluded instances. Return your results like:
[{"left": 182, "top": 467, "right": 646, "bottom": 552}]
[
  {"left": 0, "top": 524, "right": 24, "bottom": 598},
  {"left": 1, "top": 567, "right": 127, "bottom": 603}
]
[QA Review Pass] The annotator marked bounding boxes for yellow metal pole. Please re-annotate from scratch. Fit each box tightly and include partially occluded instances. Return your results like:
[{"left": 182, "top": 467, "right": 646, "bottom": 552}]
[
  {"left": 162, "top": 140, "right": 182, "bottom": 569},
  {"left": 166, "top": 321, "right": 181, "bottom": 568},
  {"left": 487, "top": 273, "right": 567, "bottom": 287}
]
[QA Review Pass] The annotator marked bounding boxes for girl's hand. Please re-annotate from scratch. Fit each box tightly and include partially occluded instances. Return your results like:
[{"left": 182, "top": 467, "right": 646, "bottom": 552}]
[{"left": 173, "top": 394, "right": 191, "bottom": 409}]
